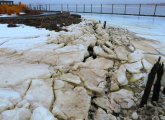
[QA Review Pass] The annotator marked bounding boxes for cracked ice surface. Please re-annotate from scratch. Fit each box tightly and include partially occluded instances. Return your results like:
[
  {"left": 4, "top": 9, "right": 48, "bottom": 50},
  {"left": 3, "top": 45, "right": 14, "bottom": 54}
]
[
  {"left": 0, "top": 24, "right": 51, "bottom": 51},
  {"left": 0, "top": 19, "right": 165, "bottom": 120},
  {"left": 80, "top": 13, "right": 165, "bottom": 43}
]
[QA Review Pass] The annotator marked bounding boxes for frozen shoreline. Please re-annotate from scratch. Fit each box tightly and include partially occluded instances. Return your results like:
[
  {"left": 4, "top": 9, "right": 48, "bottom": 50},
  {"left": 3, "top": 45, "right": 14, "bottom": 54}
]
[
  {"left": 0, "top": 19, "right": 165, "bottom": 120},
  {"left": 0, "top": 17, "right": 164, "bottom": 60},
  {"left": 80, "top": 13, "right": 165, "bottom": 43}
]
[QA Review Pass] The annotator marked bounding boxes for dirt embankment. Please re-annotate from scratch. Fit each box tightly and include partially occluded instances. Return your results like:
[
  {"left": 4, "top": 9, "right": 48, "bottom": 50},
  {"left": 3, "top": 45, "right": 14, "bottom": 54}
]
[{"left": 0, "top": 12, "right": 81, "bottom": 31}]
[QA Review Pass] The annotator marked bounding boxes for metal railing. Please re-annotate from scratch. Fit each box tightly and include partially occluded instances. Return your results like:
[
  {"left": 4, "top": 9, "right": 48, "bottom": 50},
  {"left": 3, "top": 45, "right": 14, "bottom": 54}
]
[{"left": 28, "top": 4, "right": 165, "bottom": 17}]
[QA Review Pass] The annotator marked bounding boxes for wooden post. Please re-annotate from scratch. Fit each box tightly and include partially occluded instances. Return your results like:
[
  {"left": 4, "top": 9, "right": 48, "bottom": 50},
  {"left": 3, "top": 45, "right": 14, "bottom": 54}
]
[
  {"left": 91, "top": 4, "right": 92, "bottom": 13},
  {"left": 124, "top": 4, "right": 127, "bottom": 14},
  {"left": 76, "top": 4, "right": 78, "bottom": 13},
  {"left": 154, "top": 4, "right": 157, "bottom": 16},
  {"left": 104, "top": 21, "right": 106, "bottom": 29},
  {"left": 101, "top": 4, "right": 102, "bottom": 14},
  {"left": 112, "top": 4, "right": 114, "bottom": 14},
  {"left": 83, "top": 4, "right": 85, "bottom": 13},
  {"left": 139, "top": 4, "right": 141, "bottom": 15}
]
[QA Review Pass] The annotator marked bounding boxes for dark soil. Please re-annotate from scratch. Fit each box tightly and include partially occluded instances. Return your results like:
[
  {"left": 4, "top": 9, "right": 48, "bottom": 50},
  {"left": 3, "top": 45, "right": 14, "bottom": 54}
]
[{"left": 0, "top": 12, "right": 81, "bottom": 31}]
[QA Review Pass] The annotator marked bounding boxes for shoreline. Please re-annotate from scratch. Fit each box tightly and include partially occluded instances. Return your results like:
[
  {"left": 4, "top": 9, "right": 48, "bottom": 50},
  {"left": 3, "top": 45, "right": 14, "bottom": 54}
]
[
  {"left": 0, "top": 17, "right": 164, "bottom": 65},
  {"left": 0, "top": 19, "right": 165, "bottom": 119},
  {"left": 79, "top": 13, "right": 165, "bottom": 44},
  {"left": 0, "top": 12, "right": 81, "bottom": 31}
]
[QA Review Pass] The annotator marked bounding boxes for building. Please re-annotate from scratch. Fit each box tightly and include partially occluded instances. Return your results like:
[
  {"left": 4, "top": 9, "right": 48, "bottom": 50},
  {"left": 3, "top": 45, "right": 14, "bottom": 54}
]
[{"left": 0, "top": 0, "right": 14, "bottom": 5}]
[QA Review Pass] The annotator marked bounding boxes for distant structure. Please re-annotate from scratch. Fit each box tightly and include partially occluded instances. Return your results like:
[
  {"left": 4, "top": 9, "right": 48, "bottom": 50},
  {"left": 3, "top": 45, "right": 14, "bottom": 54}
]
[{"left": 0, "top": 0, "right": 14, "bottom": 5}]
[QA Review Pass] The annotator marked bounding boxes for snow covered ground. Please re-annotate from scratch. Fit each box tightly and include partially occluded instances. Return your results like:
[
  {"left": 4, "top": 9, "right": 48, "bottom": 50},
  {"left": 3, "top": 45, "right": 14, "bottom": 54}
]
[
  {"left": 0, "top": 24, "right": 51, "bottom": 51},
  {"left": 80, "top": 13, "right": 165, "bottom": 43},
  {"left": 0, "top": 14, "right": 17, "bottom": 18},
  {"left": 0, "top": 18, "right": 165, "bottom": 120},
  {"left": 1, "top": 13, "right": 164, "bottom": 47},
  {"left": 0, "top": 13, "right": 165, "bottom": 51}
]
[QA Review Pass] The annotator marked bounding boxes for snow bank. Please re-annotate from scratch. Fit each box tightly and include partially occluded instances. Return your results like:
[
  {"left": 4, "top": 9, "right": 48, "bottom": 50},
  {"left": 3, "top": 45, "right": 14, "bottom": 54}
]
[
  {"left": 0, "top": 24, "right": 52, "bottom": 51},
  {"left": 0, "top": 14, "right": 17, "bottom": 18}
]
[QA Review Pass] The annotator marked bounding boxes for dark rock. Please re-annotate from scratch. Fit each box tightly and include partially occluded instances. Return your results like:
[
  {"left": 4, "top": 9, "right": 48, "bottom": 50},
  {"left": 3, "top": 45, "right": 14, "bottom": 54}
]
[
  {"left": 7, "top": 23, "right": 18, "bottom": 27},
  {"left": 112, "top": 111, "right": 120, "bottom": 117},
  {"left": 163, "top": 88, "right": 165, "bottom": 95},
  {"left": 71, "top": 14, "right": 81, "bottom": 18}
]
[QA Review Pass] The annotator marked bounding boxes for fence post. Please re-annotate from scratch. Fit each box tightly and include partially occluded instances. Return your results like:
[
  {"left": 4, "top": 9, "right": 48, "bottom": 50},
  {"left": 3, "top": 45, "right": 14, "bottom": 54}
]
[
  {"left": 49, "top": 4, "right": 50, "bottom": 12},
  {"left": 124, "top": 4, "right": 127, "bottom": 14},
  {"left": 91, "top": 4, "right": 92, "bottom": 13},
  {"left": 112, "top": 4, "right": 114, "bottom": 14},
  {"left": 29, "top": 4, "right": 31, "bottom": 9},
  {"left": 67, "top": 4, "right": 69, "bottom": 12},
  {"left": 61, "top": 4, "right": 63, "bottom": 12},
  {"left": 76, "top": 4, "right": 78, "bottom": 13},
  {"left": 139, "top": 4, "right": 141, "bottom": 15},
  {"left": 39, "top": 5, "right": 41, "bottom": 11},
  {"left": 83, "top": 4, "right": 85, "bottom": 13},
  {"left": 154, "top": 4, "right": 157, "bottom": 16},
  {"left": 101, "top": 4, "right": 102, "bottom": 14}
]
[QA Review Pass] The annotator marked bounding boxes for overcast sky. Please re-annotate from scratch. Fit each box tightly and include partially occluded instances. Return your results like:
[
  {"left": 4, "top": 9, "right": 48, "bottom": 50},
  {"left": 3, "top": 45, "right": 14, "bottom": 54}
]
[{"left": 13, "top": 0, "right": 165, "bottom": 4}]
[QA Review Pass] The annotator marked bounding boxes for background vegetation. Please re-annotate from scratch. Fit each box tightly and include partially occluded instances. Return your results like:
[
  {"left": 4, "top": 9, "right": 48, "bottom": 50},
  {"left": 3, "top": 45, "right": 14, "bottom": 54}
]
[{"left": 0, "top": 4, "right": 27, "bottom": 15}]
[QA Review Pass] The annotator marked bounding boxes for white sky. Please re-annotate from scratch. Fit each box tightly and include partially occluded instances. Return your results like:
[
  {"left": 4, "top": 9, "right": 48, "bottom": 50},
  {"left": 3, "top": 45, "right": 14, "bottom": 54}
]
[{"left": 13, "top": 0, "right": 165, "bottom": 4}]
